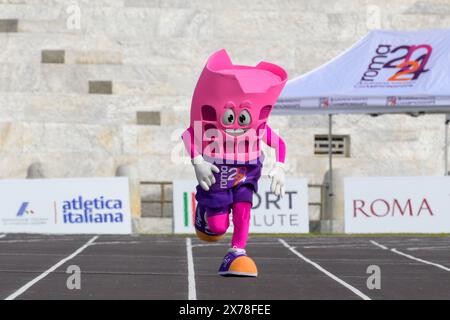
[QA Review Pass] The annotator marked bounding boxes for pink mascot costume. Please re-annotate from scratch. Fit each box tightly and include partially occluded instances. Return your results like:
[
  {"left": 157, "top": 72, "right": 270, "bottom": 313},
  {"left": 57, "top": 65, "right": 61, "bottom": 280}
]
[{"left": 182, "top": 49, "right": 287, "bottom": 277}]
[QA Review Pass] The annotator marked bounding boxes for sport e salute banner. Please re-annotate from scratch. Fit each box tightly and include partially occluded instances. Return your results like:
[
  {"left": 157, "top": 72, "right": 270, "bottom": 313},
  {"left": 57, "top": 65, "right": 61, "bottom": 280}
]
[
  {"left": 276, "top": 29, "right": 450, "bottom": 114},
  {"left": 345, "top": 177, "right": 450, "bottom": 233},
  {"left": 173, "top": 179, "right": 309, "bottom": 234},
  {"left": 0, "top": 177, "right": 132, "bottom": 234}
]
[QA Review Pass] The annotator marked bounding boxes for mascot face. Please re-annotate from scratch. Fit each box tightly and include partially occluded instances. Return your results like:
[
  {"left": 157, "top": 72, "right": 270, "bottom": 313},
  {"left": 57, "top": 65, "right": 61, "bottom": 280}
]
[{"left": 190, "top": 49, "right": 287, "bottom": 158}]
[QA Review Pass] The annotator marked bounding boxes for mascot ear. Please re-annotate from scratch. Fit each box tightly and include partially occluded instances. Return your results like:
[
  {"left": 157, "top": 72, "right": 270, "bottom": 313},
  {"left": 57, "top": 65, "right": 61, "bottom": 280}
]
[
  {"left": 255, "top": 61, "right": 288, "bottom": 83},
  {"left": 206, "top": 49, "right": 233, "bottom": 71}
]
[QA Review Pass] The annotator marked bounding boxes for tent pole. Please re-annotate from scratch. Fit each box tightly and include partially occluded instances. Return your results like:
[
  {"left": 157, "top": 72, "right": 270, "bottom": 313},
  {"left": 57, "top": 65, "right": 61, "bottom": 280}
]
[
  {"left": 328, "top": 114, "right": 333, "bottom": 196},
  {"left": 445, "top": 115, "right": 450, "bottom": 176}
]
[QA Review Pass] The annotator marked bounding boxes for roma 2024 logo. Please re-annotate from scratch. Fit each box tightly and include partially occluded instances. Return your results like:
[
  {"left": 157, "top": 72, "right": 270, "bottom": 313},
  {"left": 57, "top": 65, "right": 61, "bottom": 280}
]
[{"left": 360, "top": 44, "right": 433, "bottom": 82}]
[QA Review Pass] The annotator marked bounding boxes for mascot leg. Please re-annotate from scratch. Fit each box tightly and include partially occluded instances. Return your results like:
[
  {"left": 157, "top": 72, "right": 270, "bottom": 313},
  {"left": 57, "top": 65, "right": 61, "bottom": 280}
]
[
  {"left": 218, "top": 201, "right": 258, "bottom": 277},
  {"left": 208, "top": 212, "right": 230, "bottom": 235},
  {"left": 195, "top": 205, "right": 228, "bottom": 242},
  {"left": 231, "top": 202, "right": 251, "bottom": 249}
]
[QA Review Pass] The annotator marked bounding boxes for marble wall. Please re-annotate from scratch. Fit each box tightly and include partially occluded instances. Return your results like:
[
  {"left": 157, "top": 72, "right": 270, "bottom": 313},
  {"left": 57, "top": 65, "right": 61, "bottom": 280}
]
[{"left": 0, "top": 0, "right": 448, "bottom": 219}]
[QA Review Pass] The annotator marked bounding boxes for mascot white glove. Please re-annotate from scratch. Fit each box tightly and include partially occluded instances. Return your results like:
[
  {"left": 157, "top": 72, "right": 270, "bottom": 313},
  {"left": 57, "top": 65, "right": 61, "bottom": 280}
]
[
  {"left": 268, "top": 162, "right": 285, "bottom": 197},
  {"left": 192, "top": 155, "right": 220, "bottom": 191}
]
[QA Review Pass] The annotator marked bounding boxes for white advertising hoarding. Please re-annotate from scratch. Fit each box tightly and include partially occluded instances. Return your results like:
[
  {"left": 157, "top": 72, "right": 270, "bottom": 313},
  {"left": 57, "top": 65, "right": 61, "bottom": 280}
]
[
  {"left": 0, "top": 177, "right": 132, "bottom": 234},
  {"left": 345, "top": 177, "right": 450, "bottom": 233},
  {"left": 173, "top": 178, "right": 309, "bottom": 234}
]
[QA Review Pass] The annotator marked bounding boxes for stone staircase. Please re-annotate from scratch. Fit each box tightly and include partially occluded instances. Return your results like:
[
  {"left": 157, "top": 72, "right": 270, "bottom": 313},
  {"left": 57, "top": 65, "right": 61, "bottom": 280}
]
[
  {"left": 0, "top": 1, "right": 201, "bottom": 226},
  {"left": 0, "top": 1, "right": 195, "bottom": 186}
]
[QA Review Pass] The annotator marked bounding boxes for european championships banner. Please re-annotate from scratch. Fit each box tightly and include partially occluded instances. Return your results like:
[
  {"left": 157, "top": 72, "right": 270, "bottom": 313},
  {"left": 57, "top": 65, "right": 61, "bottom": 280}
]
[
  {"left": 345, "top": 177, "right": 450, "bottom": 233},
  {"left": 0, "top": 177, "right": 132, "bottom": 234},
  {"left": 173, "top": 179, "right": 309, "bottom": 234}
]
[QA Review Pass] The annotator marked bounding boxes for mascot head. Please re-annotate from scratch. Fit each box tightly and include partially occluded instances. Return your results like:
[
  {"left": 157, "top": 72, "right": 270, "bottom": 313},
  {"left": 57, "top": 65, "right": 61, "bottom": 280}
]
[
  {"left": 190, "top": 49, "right": 287, "bottom": 134},
  {"left": 190, "top": 49, "right": 287, "bottom": 159}
]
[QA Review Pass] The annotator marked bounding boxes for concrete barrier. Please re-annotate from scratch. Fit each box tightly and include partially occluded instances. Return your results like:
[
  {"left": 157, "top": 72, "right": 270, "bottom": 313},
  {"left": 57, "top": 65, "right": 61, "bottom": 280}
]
[
  {"left": 116, "top": 164, "right": 141, "bottom": 219},
  {"left": 321, "top": 168, "right": 345, "bottom": 233}
]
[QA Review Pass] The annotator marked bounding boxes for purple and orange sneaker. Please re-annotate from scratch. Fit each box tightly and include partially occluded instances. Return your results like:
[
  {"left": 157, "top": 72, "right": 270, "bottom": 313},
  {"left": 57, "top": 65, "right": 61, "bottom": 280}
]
[
  {"left": 195, "top": 205, "right": 224, "bottom": 242},
  {"left": 218, "top": 248, "right": 258, "bottom": 277}
]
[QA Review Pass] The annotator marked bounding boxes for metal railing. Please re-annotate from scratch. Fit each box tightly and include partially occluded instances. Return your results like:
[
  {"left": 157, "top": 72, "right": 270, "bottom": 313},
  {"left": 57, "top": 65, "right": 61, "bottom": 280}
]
[{"left": 140, "top": 181, "right": 325, "bottom": 218}]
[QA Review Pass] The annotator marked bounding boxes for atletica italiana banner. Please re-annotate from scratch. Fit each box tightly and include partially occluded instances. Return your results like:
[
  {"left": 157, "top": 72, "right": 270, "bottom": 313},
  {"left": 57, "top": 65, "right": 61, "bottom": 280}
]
[{"left": 0, "top": 177, "right": 132, "bottom": 234}]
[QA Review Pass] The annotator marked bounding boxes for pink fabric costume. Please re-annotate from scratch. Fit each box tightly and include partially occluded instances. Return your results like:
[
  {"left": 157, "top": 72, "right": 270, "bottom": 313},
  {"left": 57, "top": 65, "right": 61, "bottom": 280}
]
[{"left": 182, "top": 49, "right": 287, "bottom": 249}]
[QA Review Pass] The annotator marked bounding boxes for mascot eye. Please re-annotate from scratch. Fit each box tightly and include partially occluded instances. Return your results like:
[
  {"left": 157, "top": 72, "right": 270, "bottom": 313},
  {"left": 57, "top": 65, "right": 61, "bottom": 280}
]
[
  {"left": 238, "top": 110, "right": 251, "bottom": 126},
  {"left": 222, "top": 109, "right": 235, "bottom": 125}
]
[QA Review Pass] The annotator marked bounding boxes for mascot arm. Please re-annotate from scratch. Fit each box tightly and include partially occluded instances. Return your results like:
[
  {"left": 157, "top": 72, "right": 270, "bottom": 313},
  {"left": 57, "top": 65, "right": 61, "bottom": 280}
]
[
  {"left": 263, "top": 125, "right": 286, "bottom": 197},
  {"left": 181, "top": 127, "right": 219, "bottom": 191},
  {"left": 181, "top": 127, "right": 199, "bottom": 159}
]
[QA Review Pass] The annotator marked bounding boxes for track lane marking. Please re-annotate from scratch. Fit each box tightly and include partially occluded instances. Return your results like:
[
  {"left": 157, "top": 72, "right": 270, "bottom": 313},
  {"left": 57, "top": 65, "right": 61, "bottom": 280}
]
[
  {"left": 186, "top": 238, "right": 197, "bottom": 300},
  {"left": 406, "top": 246, "right": 450, "bottom": 251},
  {"left": 391, "top": 248, "right": 450, "bottom": 272},
  {"left": 4, "top": 235, "right": 98, "bottom": 300},
  {"left": 370, "top": 240, "right": 388, "bottom": 250},
  {"left": 0, "top": 239, "right": 76, "bottom": 244},
  {"left": 91, "top": 241, "right": 141, "bottom": 245},
  {"left": 192, "top": 241, "right": 282, "bottom": 248},
  {"left": 279, "top": 238, "right": 371, "bottom": 301},
  {"left": 370, "top": 240, "right": 450, "bottom": 272},
  {"left": 0, "top": 234, "right": 6, "bottom": 239}
]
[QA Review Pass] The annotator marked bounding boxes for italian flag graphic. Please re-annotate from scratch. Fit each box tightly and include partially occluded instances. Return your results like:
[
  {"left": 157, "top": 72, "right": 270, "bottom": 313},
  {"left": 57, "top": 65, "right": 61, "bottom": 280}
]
[{"left": 183, "top": 192, "right": 197, "bottom": 228}]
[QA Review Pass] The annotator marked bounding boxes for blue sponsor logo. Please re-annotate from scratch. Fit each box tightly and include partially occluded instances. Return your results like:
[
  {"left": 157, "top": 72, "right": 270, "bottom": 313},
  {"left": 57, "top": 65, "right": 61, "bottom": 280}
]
[
  {"left": 62, "top": 196, "right": 124, "bottom": 224},
  {"left": 16, "top": 202, "right": 34, "bottom": 216}
]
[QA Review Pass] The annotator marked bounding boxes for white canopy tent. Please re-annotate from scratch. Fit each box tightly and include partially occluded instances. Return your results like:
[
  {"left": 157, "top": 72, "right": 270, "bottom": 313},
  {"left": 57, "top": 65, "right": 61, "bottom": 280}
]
[{"left": 274, "top": 29, "right": 450, "bottom": 194}]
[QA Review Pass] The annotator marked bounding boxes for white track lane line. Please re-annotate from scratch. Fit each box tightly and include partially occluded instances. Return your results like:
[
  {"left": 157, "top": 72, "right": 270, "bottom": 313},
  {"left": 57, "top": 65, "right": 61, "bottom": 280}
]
[
  {"left": 370, "top": 240, "right": 450, "bottom": 272},
  {"left": 0, "top": 234, "right": 6, "bottom": 239},
  {"left": 407, "top": 246, "right": 450, "bottom": 251},
  {"left": 279, "top": 239, "right": 371, "bottom": 301},
  {"left": 4, "top": 235, "right": 98, "bottom": 300},
  {"left": 370, "top": 240, "right": 388, "bottom": 250},
  {"left": 391, "top": 248, "right": 450, "bottom": 272},
  {"left": 186, "top": 238, "right": 197, "bottom": 300}
]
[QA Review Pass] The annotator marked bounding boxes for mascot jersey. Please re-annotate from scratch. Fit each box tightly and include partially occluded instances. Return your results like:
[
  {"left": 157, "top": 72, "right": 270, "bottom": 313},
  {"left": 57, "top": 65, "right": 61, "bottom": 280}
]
[{"left": 182, "top": 49, "right": 287, "bottom": 250}]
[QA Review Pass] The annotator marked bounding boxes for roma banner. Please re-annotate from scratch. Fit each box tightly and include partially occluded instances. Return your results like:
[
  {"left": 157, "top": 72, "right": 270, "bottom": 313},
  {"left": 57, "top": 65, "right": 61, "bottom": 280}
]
[{"left": 345, "top": 177, "right": 450, "bottom": 233}]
